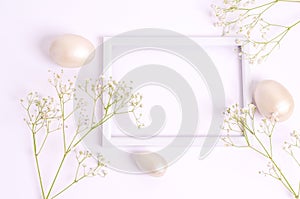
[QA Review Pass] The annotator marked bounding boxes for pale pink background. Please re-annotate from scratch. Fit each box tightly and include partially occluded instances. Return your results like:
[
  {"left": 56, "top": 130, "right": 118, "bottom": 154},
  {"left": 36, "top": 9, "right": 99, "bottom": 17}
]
[{"left": 1, "top": 0, "right": 300, "bottom": 198}]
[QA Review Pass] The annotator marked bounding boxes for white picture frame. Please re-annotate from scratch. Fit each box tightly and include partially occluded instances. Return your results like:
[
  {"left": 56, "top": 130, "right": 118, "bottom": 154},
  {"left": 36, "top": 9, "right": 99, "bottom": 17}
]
[{"left": 100, "top": 36, "right": 251, "bottom": 147}]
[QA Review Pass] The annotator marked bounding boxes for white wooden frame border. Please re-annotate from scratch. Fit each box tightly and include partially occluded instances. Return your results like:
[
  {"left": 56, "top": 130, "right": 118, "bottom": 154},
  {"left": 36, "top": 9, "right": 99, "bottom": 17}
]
[{"left": 101, "top": 36, "right": 251, "bottom": 147}]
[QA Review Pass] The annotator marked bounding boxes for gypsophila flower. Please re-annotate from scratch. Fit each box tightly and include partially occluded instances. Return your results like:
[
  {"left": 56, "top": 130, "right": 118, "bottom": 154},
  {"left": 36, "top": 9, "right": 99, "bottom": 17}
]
[
  {"left": 22, "top": 70, "right": 144, "bottom": 199},
  {"left": 223, "top": 103, "right": 300, "bottom": 199},
  {"left": 212, "top": 0, "right": 300, "bottom": 63}
]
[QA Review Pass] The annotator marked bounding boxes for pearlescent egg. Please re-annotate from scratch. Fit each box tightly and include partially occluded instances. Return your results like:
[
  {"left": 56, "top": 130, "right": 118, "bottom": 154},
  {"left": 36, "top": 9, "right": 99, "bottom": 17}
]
[
  {"left": 49, "top": 34, "right": 95, "bottom": 68},
  {"left": 254, "top": 80, "right": 294, "bottom": 122},
  {"left": 132, "top": 152, "right": 168, "bottom": 177}
]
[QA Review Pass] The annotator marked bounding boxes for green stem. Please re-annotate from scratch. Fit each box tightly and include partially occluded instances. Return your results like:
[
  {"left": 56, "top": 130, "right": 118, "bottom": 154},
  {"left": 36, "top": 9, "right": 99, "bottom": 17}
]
[
  {"left": 45, "top": 153, "right": 67, "bottom": 198},
  {"left": 237, "top": 0, "right": 277, "bottom": 11},
  {"left": 65, "top": 107, "right": 79, "bottom": 120},
  {"left": 290, "top": 152, "right": 300, "bottom": 167},
  {"left": 270, "top": 156, "right": 297, "bottom": 197},
  {"left": 59, "top": 96, "right": 66, "bottom": 153},
  {"left": 297, "top": 182, "right": 300, "bottom": 199},
  {"left": 50, "top": 176, "right": 84, "bottom": 199},
  {"left": 279, "top": 0, "right": 300, "bottom": 2},
  {"left": 36, "top": 132, "right": 49, "bottom": 155},
  {"left": 32, "top": 131, "right": 46, "bottom": 199},
  {"left": 249, "top": 145, "right": 268, "bottom": 158},
  {"left": 45, "top": 113, "right": 113, "bottom": 198},
  {"left": 269, "top": 136, "right": 273, "bottom": 157},
  {"left": 253, "top": 134, "right": 297, "bottom": 197},
  {"left": 37, "top": 120, "right": 50, "bottom": 155},
  {"left": 72, "top": 113, "right": 114, "bottom": 148},
  {"left": 74, "top": 161, "right": 81, "bottom": 180},
  {"left": 289, "top": 19, "right": 300, "bottom": 29},
  {"left": 248, "top": 1, "right": 277, "bottom": 29}
]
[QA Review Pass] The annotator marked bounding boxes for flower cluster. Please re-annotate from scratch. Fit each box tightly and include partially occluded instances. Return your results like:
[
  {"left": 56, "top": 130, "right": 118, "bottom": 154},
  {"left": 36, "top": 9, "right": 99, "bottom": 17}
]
[
  {"left": 284, "top": 131, "right": 300, "bottom": 167},
  {"left": 74, "top": 150, "right": 107, "bottom": 178},
  {"left": 223, "top": 104, "right": 300, "bottom": 199},
  {"left": 212, "top": 0, "right": 300, "bottom": 63},
  {"left": 77, "top": 76, "right": 144, "bottom": 128},
  {"left": 21, "top": 70, "right": 143, "bottom": 199}
]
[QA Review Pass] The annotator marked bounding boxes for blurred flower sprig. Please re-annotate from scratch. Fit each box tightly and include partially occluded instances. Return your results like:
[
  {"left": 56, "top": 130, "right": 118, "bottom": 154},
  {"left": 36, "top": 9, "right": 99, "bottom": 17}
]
[
  {"left": 223, "top": 104, "right": 300, "bottom": 199},
  {"left": 21, "top": 70, "right": 143, "bottom": 199},
  {"left": 212, "top": 0, "right": 300, "bottom": 64}
]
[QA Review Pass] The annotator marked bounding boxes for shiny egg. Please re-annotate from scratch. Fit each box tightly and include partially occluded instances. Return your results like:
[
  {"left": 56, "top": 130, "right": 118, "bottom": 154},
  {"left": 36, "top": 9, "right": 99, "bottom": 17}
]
[
  {"left": 254, "top": 80, "right": 294, "bottom": 122},
  {"left": 132, "top": 151, "right": 168, "bottom": 177},
  {"left": 49, "top": 34, "right": 95, "bottom": 68}
]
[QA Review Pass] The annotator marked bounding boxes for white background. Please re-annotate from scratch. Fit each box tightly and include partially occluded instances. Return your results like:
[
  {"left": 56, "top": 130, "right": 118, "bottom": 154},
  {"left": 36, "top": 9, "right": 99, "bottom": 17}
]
[{"left": 1, "top": 0, "right": 300, "bottom": 198}]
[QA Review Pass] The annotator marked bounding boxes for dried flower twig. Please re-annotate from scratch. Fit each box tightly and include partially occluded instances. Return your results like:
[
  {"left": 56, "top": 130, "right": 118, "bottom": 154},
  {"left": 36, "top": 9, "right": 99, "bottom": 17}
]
[
  {"left": 21, "top": 70, "right": 143, "bottom": 199},
  {"left": 212, "top": 0, "right": 300, "bottom": 63},
  {"left": 223, "top": 104, "right": 300, "bottom": 199}
]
